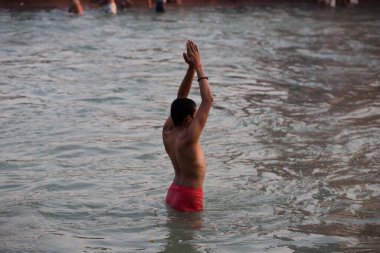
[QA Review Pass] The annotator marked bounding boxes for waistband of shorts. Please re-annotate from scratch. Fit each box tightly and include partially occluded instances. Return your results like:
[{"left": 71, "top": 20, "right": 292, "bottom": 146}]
[{"left": 170, "top": 182, "right": 203, "bottom": 192}]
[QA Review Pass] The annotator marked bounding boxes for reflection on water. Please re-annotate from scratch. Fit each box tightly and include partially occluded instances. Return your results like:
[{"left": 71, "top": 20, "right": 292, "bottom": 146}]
[
  {"left": 161, "top": 208, "right": 203, "bottom": 253},
  {"left": 0, "top": 4, "right": 380, "bottom": 253}
]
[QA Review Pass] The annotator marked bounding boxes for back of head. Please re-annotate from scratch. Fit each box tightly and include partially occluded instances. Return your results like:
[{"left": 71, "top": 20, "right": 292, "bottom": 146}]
[{"left": 171, "top": 98, "right": 196, "bottom": 127}]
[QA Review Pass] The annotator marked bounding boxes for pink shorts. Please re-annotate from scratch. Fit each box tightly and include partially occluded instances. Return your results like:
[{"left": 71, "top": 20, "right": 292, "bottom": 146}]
[{"left": 166, "top": 182, "right": 203, "bottom": 212}]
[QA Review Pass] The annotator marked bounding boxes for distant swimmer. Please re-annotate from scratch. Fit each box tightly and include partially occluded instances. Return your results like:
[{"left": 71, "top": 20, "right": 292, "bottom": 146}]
[
  {"left": 163, "top": 41, "right": 213, "bottom": 212},
  {"left": 104, "top": 0, "right": 117, "bottom": 15},
  {"left": 68, "top": 0, "right": 83, "bottom": 15}
]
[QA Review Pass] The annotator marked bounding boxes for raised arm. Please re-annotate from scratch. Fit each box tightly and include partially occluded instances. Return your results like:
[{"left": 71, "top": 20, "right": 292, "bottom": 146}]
[
  {"left": 186, "top": 41, "right": 213, "bottom": 142},
  {"left": 177, "top": 48, "right": 195, "bottom": 98},
  {"left": 164, "top": 42, "right": 196, "bottom": 131}
]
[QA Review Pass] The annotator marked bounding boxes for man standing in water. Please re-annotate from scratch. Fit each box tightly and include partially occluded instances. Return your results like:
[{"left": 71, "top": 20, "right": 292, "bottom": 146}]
[
  {"left": 163, "top": 41, "right": 213, "bottom": 212},
  {"left": 148, "top": 0, "right": 166, "bottom": 12},
  {"left": 104, "top": 0, "right": 117, "bottom": 15},
  {"left": 68, "top": 0, "right": 83, "bottom": 15}
]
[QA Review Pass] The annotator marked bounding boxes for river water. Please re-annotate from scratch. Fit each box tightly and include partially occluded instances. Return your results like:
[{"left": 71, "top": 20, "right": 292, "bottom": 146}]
[{"left": 1, "top": 4, "right": 380, "bottom": 253}]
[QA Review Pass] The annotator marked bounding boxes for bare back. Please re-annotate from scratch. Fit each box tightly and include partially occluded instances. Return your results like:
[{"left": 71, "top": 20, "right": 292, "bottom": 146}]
[{"left": 163, "top": 120, "right": 206, "bottom": 188}]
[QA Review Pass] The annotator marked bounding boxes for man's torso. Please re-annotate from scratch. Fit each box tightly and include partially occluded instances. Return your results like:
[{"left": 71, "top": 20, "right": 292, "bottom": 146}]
[{"left": 163, "top": 128, "right": 205, "bottom": 188}]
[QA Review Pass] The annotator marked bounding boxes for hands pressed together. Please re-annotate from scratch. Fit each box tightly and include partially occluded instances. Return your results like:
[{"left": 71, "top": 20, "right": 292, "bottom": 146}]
[{"left": 183, "top": 40, "right": 202, "bottom": 69}]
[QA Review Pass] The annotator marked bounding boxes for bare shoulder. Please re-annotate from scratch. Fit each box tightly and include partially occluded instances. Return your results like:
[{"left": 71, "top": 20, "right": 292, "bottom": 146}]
[{"left": 163, "top": 116, "right": 174, "bottom": 134}]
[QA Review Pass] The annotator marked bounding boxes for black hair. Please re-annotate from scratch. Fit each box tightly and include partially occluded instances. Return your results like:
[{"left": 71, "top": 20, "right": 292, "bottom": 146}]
[{"left": 170, "top": 98, "right": 196, "bottom": 126}]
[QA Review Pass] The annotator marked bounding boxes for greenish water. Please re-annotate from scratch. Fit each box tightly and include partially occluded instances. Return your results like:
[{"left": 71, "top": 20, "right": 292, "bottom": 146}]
[{"left": 0, "top": 5, "right": 379, "bottom": 253}]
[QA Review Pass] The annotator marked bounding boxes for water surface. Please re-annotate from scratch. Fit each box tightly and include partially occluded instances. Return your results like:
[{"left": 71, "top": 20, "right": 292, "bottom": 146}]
[{"left": 1, "top": 5, "right": 380, "bottom": 253}]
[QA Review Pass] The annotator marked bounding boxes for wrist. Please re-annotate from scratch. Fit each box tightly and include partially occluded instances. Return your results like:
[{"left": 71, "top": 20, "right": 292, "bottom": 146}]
[
  {"left": 194, "top": 63, "right": 203, "bottom": 71},
  {"left": 196, "top": 68, "right": 206, "bottom": 79}
]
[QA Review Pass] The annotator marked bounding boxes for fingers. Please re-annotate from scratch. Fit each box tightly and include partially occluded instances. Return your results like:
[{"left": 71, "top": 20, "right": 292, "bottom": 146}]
[
  {"left": 187, "top": 40, "right": 194, "bottom": 55},
  {"left": 187, "top": 41, "right": 194, "bottom": 56},
  {"left": 183, "top": 52, "right": 189, "bottom": 62},
  {"left": 188, "top": 40, "right": 199, "bottom": 54},
  {"left": 189, "top": 41, "right": 195, "bottom": 54},
  {"left": 187, "top": 41, "right": 191, "bottom": 55},
  {"left": 189, "top": 41, "right": 196, "bottom": 55},
  {"left": 194, "top": 43, "right": 199, "bottom": 53}
]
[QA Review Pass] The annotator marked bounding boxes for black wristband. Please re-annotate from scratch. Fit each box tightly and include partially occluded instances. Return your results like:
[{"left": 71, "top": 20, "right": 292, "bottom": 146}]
[{"left": 197, "top": 76, "right": 208, "bottom": 82}]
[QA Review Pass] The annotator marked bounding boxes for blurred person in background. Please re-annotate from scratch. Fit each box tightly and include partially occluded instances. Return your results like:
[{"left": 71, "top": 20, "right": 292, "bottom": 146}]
[
  {"left": 104, "top": 0, "right": 117, "bottom": 14},
  {"left": 148, "top": 0, "right": 166, "bottom": 13},
  {"left": 68, "top": 0, "right": 83, "bottom": 15}
]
